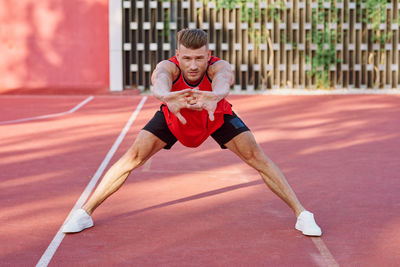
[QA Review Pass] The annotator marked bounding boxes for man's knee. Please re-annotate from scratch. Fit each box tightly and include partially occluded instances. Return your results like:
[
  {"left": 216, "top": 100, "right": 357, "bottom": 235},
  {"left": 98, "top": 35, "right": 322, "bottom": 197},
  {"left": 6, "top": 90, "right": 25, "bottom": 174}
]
[
  {"left": 228, "top": 132, "right": 266, "bottom": 164},
  {"left": 117, "top": 145, "right": 147, "bottom": 172},
  {"left": 125, "top": 147, "right": 147, "bottom": 168},
  {"left": 241, "top": 146, "right": 266, "bottom": 165},
  {"left": 120, "top": 130, "right": 164, "bottom": 170}
]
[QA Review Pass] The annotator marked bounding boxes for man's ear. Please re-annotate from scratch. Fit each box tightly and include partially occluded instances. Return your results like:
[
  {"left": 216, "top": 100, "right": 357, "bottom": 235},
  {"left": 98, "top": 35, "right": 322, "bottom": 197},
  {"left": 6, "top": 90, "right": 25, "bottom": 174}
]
[{"left": 208, "top": 49, "right": 211, "bottom": 60}]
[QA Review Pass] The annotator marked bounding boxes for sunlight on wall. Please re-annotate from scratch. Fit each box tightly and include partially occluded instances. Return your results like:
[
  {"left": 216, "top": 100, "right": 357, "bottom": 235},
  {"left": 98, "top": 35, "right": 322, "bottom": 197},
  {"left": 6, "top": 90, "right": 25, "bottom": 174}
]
[{"left": 0, "top": 0, "right": 109, "bottom": 92}]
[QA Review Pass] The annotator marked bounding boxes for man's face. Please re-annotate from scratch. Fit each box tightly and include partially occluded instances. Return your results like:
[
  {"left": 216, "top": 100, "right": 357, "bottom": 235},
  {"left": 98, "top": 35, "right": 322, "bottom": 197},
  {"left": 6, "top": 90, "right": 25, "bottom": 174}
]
[{"left": 176, "top": 44, "right": 211, "bottom": 84}]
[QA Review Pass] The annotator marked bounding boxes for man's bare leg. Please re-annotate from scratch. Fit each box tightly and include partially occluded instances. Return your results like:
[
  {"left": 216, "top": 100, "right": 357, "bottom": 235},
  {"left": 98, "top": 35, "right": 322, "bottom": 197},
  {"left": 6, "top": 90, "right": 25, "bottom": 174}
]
[
  {"left": 225, "top": 131, "right": 304, "bottom": 216},
  {"left": 225, "top": 131, "right": 322, "bottom": 236},
  {"left": 83, "top": 130, "right": 167, "bottom": 215},
  {"left": 62, "top": 130, "right": 166, "bottom": 233}
]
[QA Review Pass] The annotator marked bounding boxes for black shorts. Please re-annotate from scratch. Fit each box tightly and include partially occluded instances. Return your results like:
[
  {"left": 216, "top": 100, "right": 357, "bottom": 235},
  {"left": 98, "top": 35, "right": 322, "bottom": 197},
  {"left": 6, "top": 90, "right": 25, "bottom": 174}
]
[{"left": 143, "top": 106, "right": 250, "bottom": 149}]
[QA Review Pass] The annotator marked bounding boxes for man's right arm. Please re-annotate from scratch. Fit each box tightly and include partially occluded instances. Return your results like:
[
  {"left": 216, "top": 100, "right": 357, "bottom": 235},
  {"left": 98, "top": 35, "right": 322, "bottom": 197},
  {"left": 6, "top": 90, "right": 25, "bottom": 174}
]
[
  {"left": 151, "top": 60, "right": 193, "bottom": 124},
  {"left": 151, "top": 60, "right": 177, "bottom": 102}
]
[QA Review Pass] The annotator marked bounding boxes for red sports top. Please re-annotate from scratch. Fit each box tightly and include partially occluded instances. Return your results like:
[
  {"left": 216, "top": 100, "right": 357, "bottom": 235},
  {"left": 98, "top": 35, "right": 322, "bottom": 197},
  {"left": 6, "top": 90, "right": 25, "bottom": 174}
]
[{"left": 162, "top": 56, "right": 233, "bottom": 147}]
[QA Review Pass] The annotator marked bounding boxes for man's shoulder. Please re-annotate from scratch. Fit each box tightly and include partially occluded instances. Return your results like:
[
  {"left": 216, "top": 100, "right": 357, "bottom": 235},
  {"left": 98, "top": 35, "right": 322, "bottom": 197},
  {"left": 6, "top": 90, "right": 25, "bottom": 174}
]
[
  {"left": 208, "top": 56, "right": 220, "bottom": 65},
  {"left": 156, "top": 59, "right": 180, "bottom": 77},
  {"left": 207, "top": 59, "right": 231, "bottom": 75}
]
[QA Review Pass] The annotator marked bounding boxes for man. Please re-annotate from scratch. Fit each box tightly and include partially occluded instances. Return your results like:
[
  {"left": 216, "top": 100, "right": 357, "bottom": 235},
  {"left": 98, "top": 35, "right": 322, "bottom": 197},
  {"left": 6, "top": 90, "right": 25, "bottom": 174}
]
[{"left": 63, "top": 29, "right": 322, "bottom": 236}]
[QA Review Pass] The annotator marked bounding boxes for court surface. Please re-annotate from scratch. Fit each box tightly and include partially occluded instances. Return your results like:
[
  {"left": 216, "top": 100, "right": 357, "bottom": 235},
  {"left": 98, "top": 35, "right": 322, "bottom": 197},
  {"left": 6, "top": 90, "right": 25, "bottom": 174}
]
[{"left": 1, "top": 93, "right": 399, "bottom": 266}]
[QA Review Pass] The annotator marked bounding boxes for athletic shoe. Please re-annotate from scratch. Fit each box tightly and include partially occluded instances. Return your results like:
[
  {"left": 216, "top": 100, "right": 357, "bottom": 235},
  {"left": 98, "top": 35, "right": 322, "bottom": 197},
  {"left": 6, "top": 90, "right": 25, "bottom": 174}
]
[
  {"left": 295, "top": 210, "right": 322, "bottom": 236},
  {"left": 62, "top": 208, "right": 94, "bottom": 233}
]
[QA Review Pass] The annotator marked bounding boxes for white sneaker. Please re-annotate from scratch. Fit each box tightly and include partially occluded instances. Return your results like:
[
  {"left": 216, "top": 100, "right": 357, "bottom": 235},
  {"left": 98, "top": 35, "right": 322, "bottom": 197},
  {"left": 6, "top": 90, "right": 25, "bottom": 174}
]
[
  {"left": 62, "top": 208, "right": 94, "bottom": 233},
  {"left": 295, "top": 211, "right": 322, "bottom": 236}
]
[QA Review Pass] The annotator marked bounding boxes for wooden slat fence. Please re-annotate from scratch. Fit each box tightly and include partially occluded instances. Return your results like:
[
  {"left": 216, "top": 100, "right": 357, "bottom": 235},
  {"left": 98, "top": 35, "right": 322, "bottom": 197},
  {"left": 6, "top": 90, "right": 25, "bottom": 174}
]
[{"left": 122, "top": 0, "right": 400, "bottom": 91}]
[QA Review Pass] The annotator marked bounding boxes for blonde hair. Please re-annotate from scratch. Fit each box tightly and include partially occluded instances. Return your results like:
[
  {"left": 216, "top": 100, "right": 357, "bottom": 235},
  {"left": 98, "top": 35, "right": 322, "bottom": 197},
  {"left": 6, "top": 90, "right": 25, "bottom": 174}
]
[{"left": 177, "top": 28, "right": 208, "bottom": 49}]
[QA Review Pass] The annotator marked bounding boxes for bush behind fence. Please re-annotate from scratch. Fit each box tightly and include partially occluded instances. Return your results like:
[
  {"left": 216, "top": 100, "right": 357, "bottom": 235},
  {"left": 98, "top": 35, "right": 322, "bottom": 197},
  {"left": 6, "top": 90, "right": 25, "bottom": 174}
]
[{"left": 123, "top": 0, "right": 400, "bottom": 91}]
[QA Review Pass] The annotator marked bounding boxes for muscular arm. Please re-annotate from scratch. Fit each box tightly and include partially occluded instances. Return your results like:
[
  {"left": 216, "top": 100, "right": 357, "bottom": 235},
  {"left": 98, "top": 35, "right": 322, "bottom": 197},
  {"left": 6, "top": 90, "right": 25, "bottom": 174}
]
[
  {"left": 208, "top": 60, "right": 234, "bottom": 101},
  {"left": 190, "top": 60, "right": 234, "bottom": 120},
  {"left": 151, "top": 60, "right": 178, "bottom": 102},
  {"left": 151, "top": 60, "right": 192, "bottom": 124}
]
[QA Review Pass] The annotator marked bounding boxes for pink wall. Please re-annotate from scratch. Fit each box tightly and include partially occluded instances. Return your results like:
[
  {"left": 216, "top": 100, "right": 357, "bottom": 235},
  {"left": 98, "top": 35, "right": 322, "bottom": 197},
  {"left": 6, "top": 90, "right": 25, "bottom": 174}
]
[{"left": 0, "top": 0, "right": 109, "bottom": 93}]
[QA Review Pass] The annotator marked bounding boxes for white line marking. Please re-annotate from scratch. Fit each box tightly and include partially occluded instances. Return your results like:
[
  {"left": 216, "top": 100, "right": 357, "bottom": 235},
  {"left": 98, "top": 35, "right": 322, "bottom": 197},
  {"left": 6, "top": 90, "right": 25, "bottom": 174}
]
[
  {"left": 311, "top": 237, "right": 339, "bottom": 267},
  {"left": 36, "top": 96, "right": 147, "bottom": 267},
  {"left": 0, "top": 96, "right": 94, "bottom": 125}
]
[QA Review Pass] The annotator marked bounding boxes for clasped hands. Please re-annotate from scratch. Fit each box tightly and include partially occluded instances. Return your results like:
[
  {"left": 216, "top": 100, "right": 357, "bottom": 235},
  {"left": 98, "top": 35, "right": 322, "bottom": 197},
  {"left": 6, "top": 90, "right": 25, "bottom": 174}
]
[{"left": 164, "top": 88, "right": 219, "bottom": 125}]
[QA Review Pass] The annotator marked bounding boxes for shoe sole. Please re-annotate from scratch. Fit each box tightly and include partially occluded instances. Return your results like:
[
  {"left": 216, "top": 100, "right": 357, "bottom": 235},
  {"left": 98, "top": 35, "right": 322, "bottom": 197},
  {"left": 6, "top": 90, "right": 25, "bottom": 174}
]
[
  {"left": 62, "top": 221, "right": 94, "bottom": 233},
  {"left": 295, "top": 224, "right": 322, "bottom": 236}
]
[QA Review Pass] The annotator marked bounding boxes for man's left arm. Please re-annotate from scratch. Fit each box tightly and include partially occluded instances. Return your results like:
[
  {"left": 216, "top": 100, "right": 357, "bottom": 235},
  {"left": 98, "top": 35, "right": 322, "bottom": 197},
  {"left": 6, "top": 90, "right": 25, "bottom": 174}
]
[
  {"left": 208, "top": 60, "right": 235, "bottom": 101},
  {"left": 189, "top": 60, "right": 234, "bottom": 120}
]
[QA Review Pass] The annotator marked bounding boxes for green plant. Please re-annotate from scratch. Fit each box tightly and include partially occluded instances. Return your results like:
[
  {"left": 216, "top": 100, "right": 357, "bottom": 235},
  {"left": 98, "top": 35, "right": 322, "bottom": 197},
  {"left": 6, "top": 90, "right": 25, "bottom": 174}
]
[
  {"left": 212, "top": 0, "right": 240, "bottom": 10},
  {"left": 363, "top": 0, "right": 391, "bottom": 45},
  {"left": 362, "top": 0, "right": 390, "bottom": 87},
  {"left": 306, "top": 0, "right": 339, "bottom": 89}
]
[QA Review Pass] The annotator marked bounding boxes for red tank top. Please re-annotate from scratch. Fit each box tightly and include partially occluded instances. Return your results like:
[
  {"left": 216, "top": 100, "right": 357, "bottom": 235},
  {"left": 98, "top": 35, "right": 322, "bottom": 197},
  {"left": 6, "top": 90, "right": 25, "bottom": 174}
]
[{"left": 161, "top": 56, "right": 233, "bottom": 147}]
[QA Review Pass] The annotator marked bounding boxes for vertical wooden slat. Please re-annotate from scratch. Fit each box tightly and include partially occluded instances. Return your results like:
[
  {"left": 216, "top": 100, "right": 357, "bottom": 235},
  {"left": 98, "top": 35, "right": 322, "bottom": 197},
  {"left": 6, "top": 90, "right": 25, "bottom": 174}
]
[
  {"left": 265, "top": 0, "right": 271, "bottom": 89},
  {"left": 337, "top": 0, "right": 343, "bottom": 88},
  {"left": 386, "top": 3, "right": 392, "bottom": 88},
  {"left": 247, "top": 1, "right": 254, "bottom": 92},
  {"left": 227, "top": 5, "right": 233, "bottom": 89},
  {"left": 312, "top": 0, "right": 316, "bottom": 88},
  {"left": 280, "top": 2, "right": 285, "bottom": 88},
  {"left": 381, "top": 4, "right": 385, "bottom": 88},
  {"left": 299, "top": 0, "right": 305, "bottom": 88},
  {"left": 360, "top": 1, "right": 366, "bottom": 88},
  {"left": 170, "top": 0, "right": 177, "bottom": 55},
  {"left": 177, "top": 0, "right": 182, "bottom": 30},
  {"left": 311, "top": 0, "right": 317, "bottom": 89},
  {"left": 239, "top": 5, "right": 243, "bottom": 91},
  {"left": 143, "top": 1, "right": 149, "bottom": 90},
  {"left": 132, "top": 1, "right": 138, "bottom": 87},
  {"left": 274, "top": 0, "right": 280, "bottom": 89},
  {"left": 286, "top": 1, "right": 292, "bottom": 89},
  {"left": 259, "top": 0, "right": 266, "bottom": 89},
  {"left": 123, "top": 1, "right": 131, "bottom": 87},
  {"left": 150, "top": 1, "right": 157, "bottom": 81},
  {"left": 349, "top": 1, "right": 354, "bottom": 88},
  {"left": 355, "top": 1, "right": 361, "bottom": 88},
  {"left": 393, "top": 1, "right": 399, "bottom": 88},
  {"left": 377, "top": 4, "right": 383, "bottom": 88},
  {"left": 292, "top": 0, "right": 298, "bottom": 88},
  {"left": 330, "top": 1, "right": 337, "bottom": 89},
  {"left": 209, "top": 2, "right": 216, "bottom": 57},
  {"left": 253, "top": 0, "right": 261, "bottom": 90},
  {"left": 226, "top": 5, "right": 233, "bottom": 70},
  {"left": 234, "top": 4, "right": 240, "bottom": 92},
  {"left": 306, "top": 0, "right": 311, "bottom": 88},
  {"left": 163, "top": 2, "right": 170, "bottom": 59},
  {"left": 186, "top": 0, "right": 191, "bottom": 32},
  {"left": 368, "top": 5, "right": 374, "bottom": 87},
  {"left": 397, "top": 3, "right": 400, "bottom": 88},
  {"left": 343, "top": 0, "right": 349, "bottom": 88},
  {"left": 397, "top": 3, "right": 400, "bottom": 89},
  {"left": 137, "top": 1, "right": 143, "bottom": 90}
]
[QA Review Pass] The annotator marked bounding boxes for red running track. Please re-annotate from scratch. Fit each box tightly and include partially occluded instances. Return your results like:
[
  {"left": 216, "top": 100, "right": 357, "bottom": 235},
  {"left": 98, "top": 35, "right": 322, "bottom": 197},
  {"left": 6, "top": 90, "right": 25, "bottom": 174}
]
[{"left": 0, "top": 94, "right": 399, "bottom": 266}]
